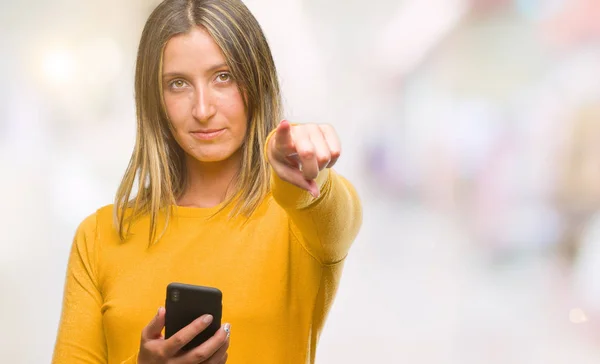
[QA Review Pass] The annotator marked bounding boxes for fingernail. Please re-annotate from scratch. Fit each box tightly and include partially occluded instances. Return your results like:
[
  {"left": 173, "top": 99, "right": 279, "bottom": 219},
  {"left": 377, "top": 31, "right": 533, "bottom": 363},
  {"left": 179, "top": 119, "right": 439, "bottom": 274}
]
[
  {"left": 224, "top": 323, "right": 231, "bottom": 338},
  {"left": 157, "top": 307, "right": 164, "bottom": 316},
  {"left": 202, "top": 314, "right": 213, "bottom": 324}
]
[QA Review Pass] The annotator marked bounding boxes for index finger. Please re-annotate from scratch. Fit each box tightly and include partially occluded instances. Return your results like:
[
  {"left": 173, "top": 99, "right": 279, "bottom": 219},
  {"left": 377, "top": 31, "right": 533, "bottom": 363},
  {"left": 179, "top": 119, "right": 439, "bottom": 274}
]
[
  {"left": 142, "top": 307, "right": 166, "bottom": 341},
  {"left": 274, "top": 120, "right": 296, "bottom": 156},
  {"left": 163, "top": 314, "right": 214, "bottom": 357}
]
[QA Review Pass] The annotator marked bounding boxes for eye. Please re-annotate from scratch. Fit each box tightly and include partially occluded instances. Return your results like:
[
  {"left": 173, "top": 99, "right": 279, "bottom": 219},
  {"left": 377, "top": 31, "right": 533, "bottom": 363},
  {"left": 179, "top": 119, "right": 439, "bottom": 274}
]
[
  {"left": 215, "top": 72, "right": 232, "bottom": 83},
  {"left": 169, "top": 79, "right": 188, "bottom": 89}
]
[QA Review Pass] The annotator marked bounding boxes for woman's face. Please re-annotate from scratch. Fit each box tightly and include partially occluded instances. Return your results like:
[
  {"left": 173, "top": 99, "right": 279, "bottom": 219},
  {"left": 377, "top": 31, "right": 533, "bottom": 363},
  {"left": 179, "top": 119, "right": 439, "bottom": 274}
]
[{"left": 162, "top": 26, "right": 247, "bottom": 164}]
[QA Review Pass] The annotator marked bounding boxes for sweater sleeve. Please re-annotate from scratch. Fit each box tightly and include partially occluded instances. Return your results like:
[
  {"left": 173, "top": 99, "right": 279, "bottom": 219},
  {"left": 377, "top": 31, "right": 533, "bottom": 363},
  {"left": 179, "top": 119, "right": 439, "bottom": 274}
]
[
  {"left": 52, "top": 213, "right": 109, "bottom": 363},
  {"left": 266, "top": 130, "right": 363, "bottom": 264}
]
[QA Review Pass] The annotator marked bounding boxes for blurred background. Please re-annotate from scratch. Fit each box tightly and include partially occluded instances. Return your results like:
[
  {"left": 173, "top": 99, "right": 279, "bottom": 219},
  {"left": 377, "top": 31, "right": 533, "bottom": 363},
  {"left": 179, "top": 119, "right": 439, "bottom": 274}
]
[{"left": 2, "top": 0, "right": 600, "bottom": 362}]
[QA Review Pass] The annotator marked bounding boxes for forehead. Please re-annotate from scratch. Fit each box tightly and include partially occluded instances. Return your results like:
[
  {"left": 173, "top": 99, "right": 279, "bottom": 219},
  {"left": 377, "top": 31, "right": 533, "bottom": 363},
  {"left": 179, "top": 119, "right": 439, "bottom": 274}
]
[{"left": 162, "top": 26, "right": 226, "bottom": 73}]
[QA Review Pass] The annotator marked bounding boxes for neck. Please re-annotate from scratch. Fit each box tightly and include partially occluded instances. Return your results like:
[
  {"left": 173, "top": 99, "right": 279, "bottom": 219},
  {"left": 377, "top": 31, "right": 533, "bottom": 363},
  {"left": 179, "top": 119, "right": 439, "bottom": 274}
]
[{"left": 177, "top": 150, "right": 242, "bottom": 208}]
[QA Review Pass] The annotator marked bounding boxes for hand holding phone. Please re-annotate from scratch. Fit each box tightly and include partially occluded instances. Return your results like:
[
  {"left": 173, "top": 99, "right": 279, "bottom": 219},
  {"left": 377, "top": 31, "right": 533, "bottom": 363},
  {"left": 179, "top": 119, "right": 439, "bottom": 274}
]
[
  {"left": 136, "top": 283, "right": 230, "bottom": 364},
  {"left": 137, "top": 308, "right": 230, "bottom": 364}
]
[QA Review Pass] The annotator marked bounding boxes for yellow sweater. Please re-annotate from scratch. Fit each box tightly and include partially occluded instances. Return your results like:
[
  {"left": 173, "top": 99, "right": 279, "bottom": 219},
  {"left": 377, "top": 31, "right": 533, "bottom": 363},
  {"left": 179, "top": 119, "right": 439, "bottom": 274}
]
[{"left": 52, "top": 168, "right": 362, "bottom": 364}]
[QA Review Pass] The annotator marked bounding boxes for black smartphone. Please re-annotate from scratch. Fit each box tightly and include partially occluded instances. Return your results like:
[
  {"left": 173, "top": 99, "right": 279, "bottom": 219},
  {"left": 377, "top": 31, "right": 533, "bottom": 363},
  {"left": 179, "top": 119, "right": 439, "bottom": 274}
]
[{"left": 165, "top": 282, "right": 223, "bottom": 352}]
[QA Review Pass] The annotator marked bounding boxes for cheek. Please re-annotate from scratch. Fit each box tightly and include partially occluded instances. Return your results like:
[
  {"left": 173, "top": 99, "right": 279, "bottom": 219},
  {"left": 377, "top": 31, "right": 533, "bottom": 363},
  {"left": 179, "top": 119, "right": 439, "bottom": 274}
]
[
  {"left": 217, "top": 91, "right": 247, "bottom": 130},
  {"left": 164, "top": 95, "right": 190, "bottom": 130}
]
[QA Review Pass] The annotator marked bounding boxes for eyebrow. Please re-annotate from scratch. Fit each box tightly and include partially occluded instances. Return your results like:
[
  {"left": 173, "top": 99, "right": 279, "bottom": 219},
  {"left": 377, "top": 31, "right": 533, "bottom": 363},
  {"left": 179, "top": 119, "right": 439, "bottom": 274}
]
[{"left": 162, "top": 62, "right": 229, "bottom": 79}]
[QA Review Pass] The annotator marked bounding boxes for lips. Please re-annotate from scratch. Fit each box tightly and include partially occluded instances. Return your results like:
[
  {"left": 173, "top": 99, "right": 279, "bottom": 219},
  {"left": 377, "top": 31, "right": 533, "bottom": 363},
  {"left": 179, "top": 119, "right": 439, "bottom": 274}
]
[{"left": 190, "top": 128, "right": 225, "bottom": 140}]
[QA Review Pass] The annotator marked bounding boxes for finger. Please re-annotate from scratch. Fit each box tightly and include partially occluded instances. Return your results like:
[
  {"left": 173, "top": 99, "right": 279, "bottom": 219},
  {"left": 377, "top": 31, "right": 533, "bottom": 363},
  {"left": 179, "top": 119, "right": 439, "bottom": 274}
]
[
  {"left": 293, "top": 127, "right": 319, "bottom": 180},
  {"left": 220, "top": 352, "right": 229, "bottom": 364},
  {"left": 318, "top": 124, "right": 341, "bottom": 168},
  {"left": 142, "top": 307, "right": 166, "bottom": 341},
  {"left": 204, "top": 336, "right": 230, "bottom": 364},
  {"left": 273, "top": 120, "right": 296, "bottom": 156},
  {"left": 284, "top": 153, "right": 301, "bottom": 169},
  {"left": 163, "top": 314, "right": 214, "bottom": 357},
  {"left": 175, "top": 323, "right": 230, "bottom": 363},
  {"left": 272, "top": 163, "right": 320, "bottom": 198},
  {"left": 308, "top": 126, "right": 331, "bottom": 171}
]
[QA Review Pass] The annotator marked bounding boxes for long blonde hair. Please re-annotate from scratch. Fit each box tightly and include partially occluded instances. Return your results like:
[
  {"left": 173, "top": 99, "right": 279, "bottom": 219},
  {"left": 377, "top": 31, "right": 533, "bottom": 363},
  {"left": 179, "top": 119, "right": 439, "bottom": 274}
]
[{"left": 114, "top": 0, "right": 282, "bottom": 242}]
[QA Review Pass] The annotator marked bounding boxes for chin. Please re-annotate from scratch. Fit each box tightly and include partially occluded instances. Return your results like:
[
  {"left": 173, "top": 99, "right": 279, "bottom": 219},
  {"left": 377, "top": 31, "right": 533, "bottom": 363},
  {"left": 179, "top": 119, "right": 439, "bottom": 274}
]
[
  {"left": 189, "top": 146, "right": 242, "bottom": 164},
  {"left": 194, "top": 155, "right": 231, "bottom": 163}
]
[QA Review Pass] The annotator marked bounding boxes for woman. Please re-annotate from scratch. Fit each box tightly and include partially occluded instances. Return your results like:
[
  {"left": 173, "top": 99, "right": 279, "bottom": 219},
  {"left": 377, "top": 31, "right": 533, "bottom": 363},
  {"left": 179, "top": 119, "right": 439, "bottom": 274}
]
[{"left": 52, "top": 0, "right": 362, "bottom": 363}]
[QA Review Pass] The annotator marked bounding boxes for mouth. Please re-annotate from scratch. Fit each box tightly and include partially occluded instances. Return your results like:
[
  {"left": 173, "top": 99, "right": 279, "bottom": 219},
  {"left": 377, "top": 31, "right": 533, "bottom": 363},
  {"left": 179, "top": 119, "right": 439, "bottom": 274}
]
[{"left": 190, "top": 128, "right": 226, "bottom": 140}]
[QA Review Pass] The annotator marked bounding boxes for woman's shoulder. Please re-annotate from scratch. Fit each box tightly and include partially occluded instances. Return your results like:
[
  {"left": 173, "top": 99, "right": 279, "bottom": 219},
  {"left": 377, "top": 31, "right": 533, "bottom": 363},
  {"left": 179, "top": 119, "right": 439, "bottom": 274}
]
[{"left": 75, "top": 204, "right": 115, "bottom": 237}]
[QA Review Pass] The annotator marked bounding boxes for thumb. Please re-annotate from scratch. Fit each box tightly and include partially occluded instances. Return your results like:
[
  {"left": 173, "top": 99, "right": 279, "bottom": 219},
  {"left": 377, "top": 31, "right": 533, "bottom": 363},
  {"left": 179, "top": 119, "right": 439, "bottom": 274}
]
[
  {"left": 142, "top": 307, "right": 166, "bottom": 340},
  {"left": 274, "top": 120, "right": 295, "bottom": 155}
]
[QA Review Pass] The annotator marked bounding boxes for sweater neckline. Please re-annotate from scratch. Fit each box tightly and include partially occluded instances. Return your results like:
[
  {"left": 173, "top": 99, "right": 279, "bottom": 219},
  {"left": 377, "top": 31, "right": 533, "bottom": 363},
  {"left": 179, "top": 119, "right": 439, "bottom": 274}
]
[{"left": 170, "top": 202, "right": 227, "bottom": 218}]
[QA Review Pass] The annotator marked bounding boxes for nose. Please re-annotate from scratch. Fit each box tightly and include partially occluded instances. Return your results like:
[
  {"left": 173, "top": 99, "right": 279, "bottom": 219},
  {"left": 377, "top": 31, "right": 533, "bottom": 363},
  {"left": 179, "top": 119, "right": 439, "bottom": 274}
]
[{"left": 191, "top": 86, "right": 217, "bottom": 123}]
